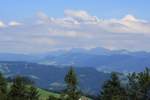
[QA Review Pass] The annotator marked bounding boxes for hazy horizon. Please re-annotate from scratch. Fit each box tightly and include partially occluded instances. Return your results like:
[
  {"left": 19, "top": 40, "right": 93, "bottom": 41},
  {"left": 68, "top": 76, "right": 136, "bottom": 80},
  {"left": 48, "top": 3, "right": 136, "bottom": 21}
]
[{"left": 0, "top": 0, "right": 150, "bottom": 53}]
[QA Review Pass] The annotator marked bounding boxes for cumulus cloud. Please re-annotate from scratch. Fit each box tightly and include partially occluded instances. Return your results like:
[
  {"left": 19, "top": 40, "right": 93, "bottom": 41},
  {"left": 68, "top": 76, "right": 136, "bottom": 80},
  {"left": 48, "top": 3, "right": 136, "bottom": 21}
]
[
  {"left": 64, "top": 9, "right": 99, "bottom": 23},
  {"left": 0, "top": 21, "right": 6, "bottom": 28},
  {"left": 8, "top": 21, "right": 22, "bottom": 26},
  {"left": 119, "top": 15, "right": 150, "bottom": 34},
  {"left": 0, "top": 10, "right": 150, "bottom": 53}
]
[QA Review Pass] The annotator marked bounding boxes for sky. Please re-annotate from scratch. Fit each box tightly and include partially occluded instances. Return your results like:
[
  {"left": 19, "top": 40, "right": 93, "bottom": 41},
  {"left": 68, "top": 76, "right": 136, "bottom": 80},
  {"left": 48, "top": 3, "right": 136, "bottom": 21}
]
[{"left": 0, "top": 0, "right": 150, "bottom": 53}]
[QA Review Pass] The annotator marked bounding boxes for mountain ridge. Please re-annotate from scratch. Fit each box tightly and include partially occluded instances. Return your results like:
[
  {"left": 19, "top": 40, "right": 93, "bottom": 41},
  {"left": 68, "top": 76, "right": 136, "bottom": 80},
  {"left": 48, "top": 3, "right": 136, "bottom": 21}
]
[{"left": 0, "top": 47, "right": 150, "bottom": 72}]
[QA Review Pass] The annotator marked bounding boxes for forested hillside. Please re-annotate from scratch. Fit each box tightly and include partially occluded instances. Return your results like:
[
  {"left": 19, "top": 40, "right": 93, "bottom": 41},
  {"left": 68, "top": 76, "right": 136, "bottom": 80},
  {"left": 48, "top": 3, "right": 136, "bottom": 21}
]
[
  {"left": 0, "top": 61, "right": 110, "bottom": 95},
  {"left": 0, "top": 67, "right": 150, "bottom": 100}
]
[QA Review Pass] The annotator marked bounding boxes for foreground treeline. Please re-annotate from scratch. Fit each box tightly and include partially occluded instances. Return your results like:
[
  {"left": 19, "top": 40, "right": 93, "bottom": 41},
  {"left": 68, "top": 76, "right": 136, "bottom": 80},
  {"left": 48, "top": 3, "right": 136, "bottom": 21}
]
[
  {"left": 0, "top": 74, "right": 39, "bottom": 100},
  {"left": 99, "top": 68, "right": 150, "bottom": 100},
  {"left": 0, "top": 67, "right": 81, "bottom": 100},
  {"left": 0, "top": 67, "right": 150, "bottom": 100}
]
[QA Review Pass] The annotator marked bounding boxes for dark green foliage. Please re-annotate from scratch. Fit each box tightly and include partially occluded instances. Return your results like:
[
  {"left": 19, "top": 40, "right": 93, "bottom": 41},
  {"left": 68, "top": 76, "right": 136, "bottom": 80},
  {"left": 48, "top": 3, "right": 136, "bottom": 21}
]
[
  {"left": 127, "top": 72, "right": 140, "bottom": 100},
  {"left": 1, "top": 66, "right": 150, "bottom": 100},
  {"left": 63, "top": 67, "right": 81, "bottom": 100},
  {"left": 127, "top": 68, "right": 150, "bottom": 100},
  {"left": 0, "top": 72, "right": 7, "bottom": 100},
  {"left": 7, "top": 76, "right": 40, "bottom": 100},
  {"left": 99, "top": 72, "right": 127, "bottom": 100},
  {"left": 8, "top": 76, "right": 27, "bottom": 100},
  {"left": 65, "top": 67, "right": 78, "bottom": 87},
  {"left": 27, "top": 86, "right": 40, "bottom": 100},
  {"left": 99, "top": 68, "right": 150, "bottom": 100}
]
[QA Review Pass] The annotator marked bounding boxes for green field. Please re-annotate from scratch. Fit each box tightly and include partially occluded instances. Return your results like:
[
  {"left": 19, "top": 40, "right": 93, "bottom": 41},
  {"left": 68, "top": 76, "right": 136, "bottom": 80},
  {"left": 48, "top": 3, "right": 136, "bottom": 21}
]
[
  {"left": 38, "top": 88, "right": 60, "bottom": 100},
  {"left": 38, "top": 88, "right": 93, "bottom": 100}
]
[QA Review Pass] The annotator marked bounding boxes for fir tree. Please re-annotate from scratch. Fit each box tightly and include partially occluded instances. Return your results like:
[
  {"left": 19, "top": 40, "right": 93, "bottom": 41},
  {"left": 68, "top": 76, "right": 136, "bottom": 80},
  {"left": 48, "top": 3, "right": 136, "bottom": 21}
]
[
  {"left": 0, "top": 72, "right": 7, "bottom": 100},
  {"left": 64, "top": 67, "right": 81, "bottom": 100},
  {"left": 127, "top": 68, "right": 150, "bottom": 100},
  {"left": 138, "top": 68, "right": 150, "bottom": 100},
  {"left": 27, "top": 86, "right": 40, "bottom": 100},
  {"left": 8, "top": 76, "right": 27, "bottom": 100},
  {"left": 99, "top": 72, "right": 126, "bottom": 100}
]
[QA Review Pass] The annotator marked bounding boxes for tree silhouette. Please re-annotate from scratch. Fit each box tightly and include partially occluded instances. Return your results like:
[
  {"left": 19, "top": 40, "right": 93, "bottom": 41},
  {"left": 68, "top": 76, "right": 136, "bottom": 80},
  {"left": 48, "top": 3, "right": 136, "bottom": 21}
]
[
  {"left": 99, "top": 72, "right": 126, "bottom": 100},
  {"left": 127, "top": 68, "right": 150, "bottom": 100},
  {"left": 8, "top": 76, "right": 27, "bottom": 100},
  {"left": 0, "top": 72, "right": 7, "bottom": 100},
  {"left": 63, "top": 67, "right": 81, "bottom": 100},
  {"left": 27, "top": 86, "right": 40, "bottom": 100}
]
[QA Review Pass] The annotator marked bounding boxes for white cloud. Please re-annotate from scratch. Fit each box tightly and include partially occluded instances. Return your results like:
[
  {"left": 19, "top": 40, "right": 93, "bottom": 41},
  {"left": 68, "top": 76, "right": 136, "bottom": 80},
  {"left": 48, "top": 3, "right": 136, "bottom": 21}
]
[
  {"left": 0, "top": 10, "right": 150, "bottom": 53},
  {"left": 118, "top": 15, "right": 150, "bottom": 34},
  {"left": 0, "top": 21, "right": 6, "bottom": 28},
  {"left": 122, "top": 14, "right": 140, "bottom": 22},
  {"left": 8, "top": 21, "right": 22, "bottom": 26},
  {"left": 64, "top": 9, "right": 99, "bottom": 23}
]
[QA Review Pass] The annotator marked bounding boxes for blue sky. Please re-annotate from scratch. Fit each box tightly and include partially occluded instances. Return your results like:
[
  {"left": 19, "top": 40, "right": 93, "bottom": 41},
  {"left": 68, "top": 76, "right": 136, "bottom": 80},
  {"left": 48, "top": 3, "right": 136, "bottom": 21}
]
[
  {"left": 0, "top": 0, "right": 150, "bottom": 53},
  {"left": 0, "top": 0, "right": 149, "bottom": 20}
]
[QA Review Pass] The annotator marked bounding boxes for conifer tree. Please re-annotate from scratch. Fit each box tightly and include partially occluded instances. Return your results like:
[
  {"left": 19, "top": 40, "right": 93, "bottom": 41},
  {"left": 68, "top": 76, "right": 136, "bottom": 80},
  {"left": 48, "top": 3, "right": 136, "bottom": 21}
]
[
  {"left": 127, "top": 72, "right": 139, "bottom": 100},
  {"left": 99, "top": 72, "right": 126, "bottom": 100},
  {"left": 127, "top": 68, "right": 150, "bottom": 100},
  {"left": 0, "top": 72, "right": 7, "bottom": 100},
  {"left": 8, "top": 76, "right": 27, "bottom": 100},
  {"left": 64, "top": 67, "right": 81, "bottom": 100},
  {"left": 138, "top": 68, "right": 150, "bottom": 100},
  {"left": 27, "top": 86, "right": 40, "bottom": 100}
]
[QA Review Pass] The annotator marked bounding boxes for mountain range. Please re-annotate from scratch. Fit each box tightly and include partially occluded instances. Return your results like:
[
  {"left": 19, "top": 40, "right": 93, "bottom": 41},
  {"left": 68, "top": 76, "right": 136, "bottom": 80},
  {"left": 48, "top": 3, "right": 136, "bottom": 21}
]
[
  {"left": 0, "top": 47, "right": 150, "bottom": 95},
  {"left": 0, "top": 47, "right": 150, "bottom": 72}
]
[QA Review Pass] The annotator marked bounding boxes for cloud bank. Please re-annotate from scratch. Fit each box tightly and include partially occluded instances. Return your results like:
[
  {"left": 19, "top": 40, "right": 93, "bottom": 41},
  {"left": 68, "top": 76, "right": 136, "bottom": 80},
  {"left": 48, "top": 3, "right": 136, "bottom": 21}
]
[{"left": 0, "top": 10, "right": 150, "bottom": 53}]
